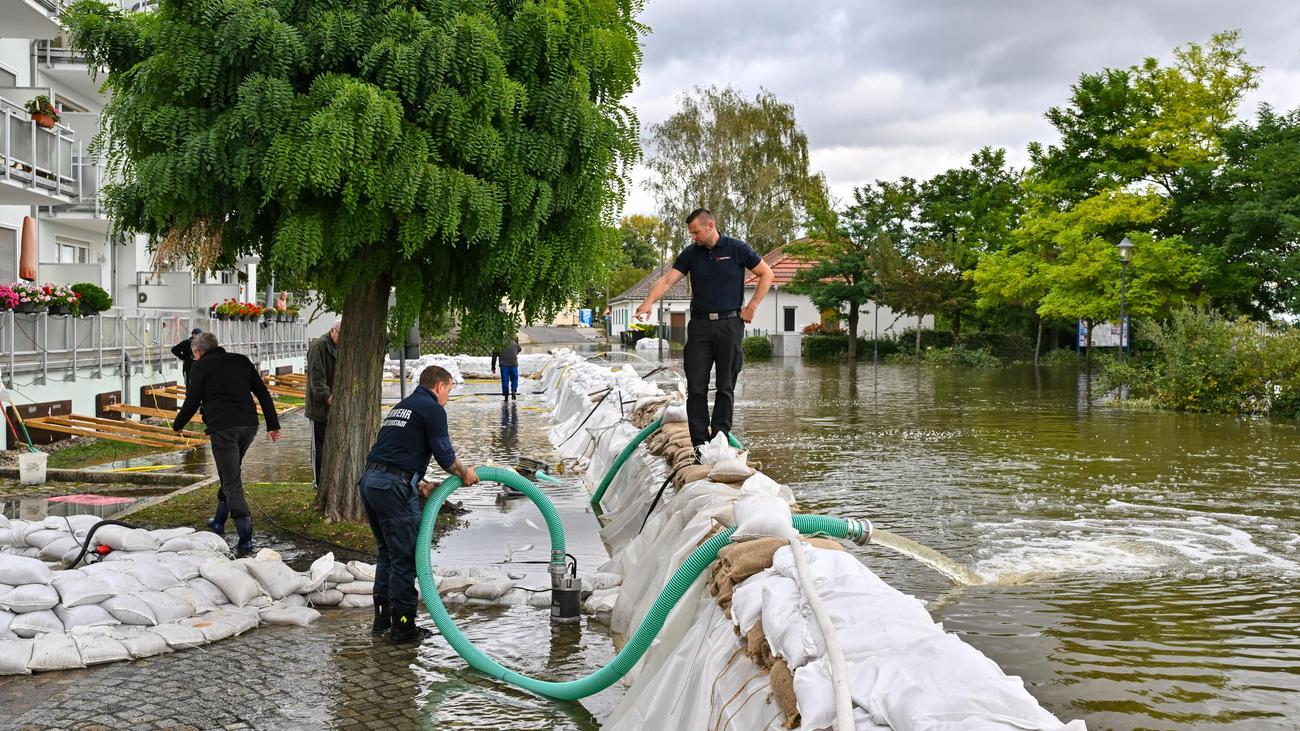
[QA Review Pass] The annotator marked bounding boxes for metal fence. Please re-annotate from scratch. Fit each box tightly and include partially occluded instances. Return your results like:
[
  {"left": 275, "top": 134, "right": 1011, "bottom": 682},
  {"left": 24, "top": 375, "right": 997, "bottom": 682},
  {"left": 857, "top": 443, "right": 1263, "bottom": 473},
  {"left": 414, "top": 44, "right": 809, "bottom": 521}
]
[
  {"left": 1, "top": 308, "right": 308, "bottom": 386},
  {"left": 0, "top": 95, "right": 78, "bottom": 200}
]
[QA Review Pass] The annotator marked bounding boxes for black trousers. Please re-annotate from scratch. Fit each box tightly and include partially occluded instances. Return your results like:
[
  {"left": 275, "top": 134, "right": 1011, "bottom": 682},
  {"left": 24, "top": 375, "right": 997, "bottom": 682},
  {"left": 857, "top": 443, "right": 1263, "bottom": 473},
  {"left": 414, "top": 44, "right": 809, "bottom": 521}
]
[
  {"left": 209, "top": 425, "right": 258, "bottom": 519},
  {"left": 311, "top": 419, "right": 327, "bottom": 487},
  {"left": 682, "top": 317, "right": 744, "bottom": 446},
  {"left": 359, "top": 470, "right": 421, "bottom": 611}
]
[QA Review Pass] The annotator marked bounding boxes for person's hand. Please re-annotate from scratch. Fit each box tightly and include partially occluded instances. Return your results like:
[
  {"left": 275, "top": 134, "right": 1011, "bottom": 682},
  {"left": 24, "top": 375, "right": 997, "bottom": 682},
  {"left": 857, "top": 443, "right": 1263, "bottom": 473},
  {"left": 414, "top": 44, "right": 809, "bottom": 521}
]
[
  {"left": 634, "top": 304, "right": 652, "bottom": 321},
  {"left": 491, "top": 369, "right": 496, "bottom": 375},
  {"left": 418, "top": 480, "right": 435, "bottom": 499},
  {"left": 461, "top": 466, "right": 480, "bottom": 487},
  {"left": 267, "top": 430, "right": 281, "bottom": 442},
  {"left": 740, "top": 304, "right": 757, "bottom": 323}
]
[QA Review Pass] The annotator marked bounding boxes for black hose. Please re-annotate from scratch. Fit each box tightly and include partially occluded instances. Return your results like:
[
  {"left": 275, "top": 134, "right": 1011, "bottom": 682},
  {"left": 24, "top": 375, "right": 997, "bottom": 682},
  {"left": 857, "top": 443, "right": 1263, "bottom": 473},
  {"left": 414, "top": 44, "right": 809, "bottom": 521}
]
[
  {"left": 68, "top": 519, "right": 139, "bottom": 568},
  {"left": 556, "top": 388, "right": 614, "bottom": 447},
  {"left": 638, "top": 465, "right": 686, "bottom": 533}
]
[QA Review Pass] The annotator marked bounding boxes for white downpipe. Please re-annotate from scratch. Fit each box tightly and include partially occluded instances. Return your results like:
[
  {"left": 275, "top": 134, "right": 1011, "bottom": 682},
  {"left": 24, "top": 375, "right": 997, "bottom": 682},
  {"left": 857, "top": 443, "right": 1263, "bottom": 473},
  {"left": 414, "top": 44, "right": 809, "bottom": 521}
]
[{"left": 788, "top": 536, "right": 855, "bottom": 731}]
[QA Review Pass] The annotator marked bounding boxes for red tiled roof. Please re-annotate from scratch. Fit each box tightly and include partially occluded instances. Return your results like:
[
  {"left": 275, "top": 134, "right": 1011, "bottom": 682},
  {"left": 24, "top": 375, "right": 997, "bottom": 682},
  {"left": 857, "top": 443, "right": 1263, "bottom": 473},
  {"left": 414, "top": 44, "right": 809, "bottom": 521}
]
[
  {"left": 609, "top": 264, "right": 692, "bottom": 303},
  {"left": 746, "top": 239, "right": 819, "bottom": 287}
]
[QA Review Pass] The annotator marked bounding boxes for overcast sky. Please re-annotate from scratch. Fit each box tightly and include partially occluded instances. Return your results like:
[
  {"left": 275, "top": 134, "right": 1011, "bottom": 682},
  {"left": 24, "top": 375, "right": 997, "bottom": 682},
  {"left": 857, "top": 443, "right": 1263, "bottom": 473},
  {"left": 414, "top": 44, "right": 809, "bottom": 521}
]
[{"left": 621, "top": 0, "right": 1300, "bottom": 218}]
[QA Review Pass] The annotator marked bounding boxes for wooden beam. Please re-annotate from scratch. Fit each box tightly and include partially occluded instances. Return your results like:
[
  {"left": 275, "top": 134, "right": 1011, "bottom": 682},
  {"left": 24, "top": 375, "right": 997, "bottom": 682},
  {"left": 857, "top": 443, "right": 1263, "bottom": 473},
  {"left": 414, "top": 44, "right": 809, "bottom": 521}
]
[
  {"left": 104, "top": 404, "right": 204, "bottom": 423},
  {"left": 23, "top": 417, "right": 205, "bottom": 449}
]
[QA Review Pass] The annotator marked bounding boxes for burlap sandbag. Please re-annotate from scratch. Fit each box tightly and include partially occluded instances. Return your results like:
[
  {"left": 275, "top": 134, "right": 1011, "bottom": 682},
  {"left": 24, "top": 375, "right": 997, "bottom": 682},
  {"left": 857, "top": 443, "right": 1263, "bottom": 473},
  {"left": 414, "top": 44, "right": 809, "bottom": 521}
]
[
  {"left": 769, "top": 659, "right": 800, "bottom": 729},
  {"left": 745, "top": 618, "right": 774, "bottom": 669},
  {"left": 674, "top": 464, "right": 713, "bottom": 488},
  {"left": 660, "top": 422, "right": 691, "bottom": 440},
  {"left": 717, "top": 537, "right": 786, "bottom": 583}
]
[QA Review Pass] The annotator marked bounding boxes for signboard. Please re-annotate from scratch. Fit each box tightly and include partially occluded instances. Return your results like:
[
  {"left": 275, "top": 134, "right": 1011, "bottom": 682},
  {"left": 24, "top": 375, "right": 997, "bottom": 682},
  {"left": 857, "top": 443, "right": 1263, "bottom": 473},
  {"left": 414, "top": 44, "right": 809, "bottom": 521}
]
[
  {"left": 579, "top": 308, "right": 593, "bottom": 326},
  {"left": 1077, "top": 319, "right": 1128, "bottom": 348}
]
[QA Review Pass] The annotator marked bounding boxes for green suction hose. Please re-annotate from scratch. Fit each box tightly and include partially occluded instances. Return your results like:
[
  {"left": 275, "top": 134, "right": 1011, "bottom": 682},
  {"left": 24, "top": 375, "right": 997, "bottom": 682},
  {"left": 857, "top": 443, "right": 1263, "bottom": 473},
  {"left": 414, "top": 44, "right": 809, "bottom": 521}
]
[
  {"left": 415, "top": 466, "right": 870, "bottom": 700},
  {"left": 588, "top": 418, "right": 745, "bottom": 509}
]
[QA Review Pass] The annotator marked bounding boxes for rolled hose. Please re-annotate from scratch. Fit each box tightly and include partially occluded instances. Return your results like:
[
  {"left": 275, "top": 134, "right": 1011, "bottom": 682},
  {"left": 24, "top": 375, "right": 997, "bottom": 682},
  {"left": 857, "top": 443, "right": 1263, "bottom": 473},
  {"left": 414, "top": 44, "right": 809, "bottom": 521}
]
[
  {"left": 589, "top": 418, "right": 745, "bottom": 508},
  {"left": 415, "top": 466, "right": 870, "bottom": 700}
]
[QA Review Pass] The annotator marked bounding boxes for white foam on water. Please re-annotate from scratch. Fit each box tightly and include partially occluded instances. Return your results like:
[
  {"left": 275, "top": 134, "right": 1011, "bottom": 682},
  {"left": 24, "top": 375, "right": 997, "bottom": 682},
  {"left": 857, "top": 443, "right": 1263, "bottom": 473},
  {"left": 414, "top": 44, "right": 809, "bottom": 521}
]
[{"left": 973, "top": 504, "right": 1300, "bottom": 583}]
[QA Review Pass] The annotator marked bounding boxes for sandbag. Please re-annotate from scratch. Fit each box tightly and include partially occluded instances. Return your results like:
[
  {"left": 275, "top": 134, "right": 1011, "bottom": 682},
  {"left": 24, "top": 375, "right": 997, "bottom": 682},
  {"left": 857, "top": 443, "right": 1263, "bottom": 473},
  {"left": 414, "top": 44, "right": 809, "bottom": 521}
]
[
  {"left": 675, "top": 464, "right": 714, "bottom": 488},
  {"left": 52, "top": 572, "right": 114, "bottom": 608},
  {"left": 0, "top": 638, "right": 33, "bottom": 675},
  {"left": 436, "top": 577, "right": 475, "bottom": 596},
  {"left": 93, "top": 525, "right": 158, "bottom": 552},
  {"left": 246, "top": 595, "right": 273, "bottom": 608},
  {"left": 100, "top": 594, "right": 158, "bottom": 626},
  {"left": 39, "top": 536, "right": 81, "bottom": 562},
  {"left": 346, "top": 561, "right": 377, "bottom": 582},
  {"left": 200, "top": 561, "right": 263, "bottom": 607},
  {"left": 0, "top": 609, "right": 14, "bottom": 639},
  {"left": 587, "top": 572, "right": 623, "bottom": 590},
  {"left": 54, "top": 604, "right": 119, "bottom": 630},
  {"left": 178, "top": 616, "right": 238, "bottom": 643},
  {"left": 121, "top": 563, "right": 183, "bottom": 591},
  {"left": 336, "top": 581, "right": 374, "bottom": 596},
  {"left": 153, "top": 556, "right": 201, "bottom": 582},
  {"left": 0, "top": 555, "right": 54, "bottom": 585},
  {"left": 72, "top": 630, "right": 131, "bottom": 666},
  {"left": 9, "top": 609, "right": 63, "bottom": 638},
  {"left": 164, "top": 587, "right": 216, "bottom": 615},
  {"left": 339, "top": 594, "right": 374, "bottom": 609},
  {"left": 245, "top": 560, "right": 306, "bottom": 600},
  {"left": 149, "top": 527, "right": 196, "bottom": 542},
  {"left": 770, "top": 658, "right": 800, "bottom": 729},
  {"left": 732, "top": 494, "right": 795, "bottom": 541},
  {"left": 0, "top": 583, "right": 60, "bottom": 613},
  {"left": 302, "top": 553, "right": 335, "bottom": 594},
  {"left": 709, "top": 458, "right": 755, "bottom": 484},
  {"left": 260, "top": 604, "right": 321, "bottom": 627},
  {"left": 137, "top": 590, "right": 193, "bottom": 624},
  {"left": 279, "top": 593, "right": 308, "bottom": 608},
  {"left": 464, "top": 579, "right": 515, "bottom": 601},
  {"left": 149, "top": 622, "right": 208, "bottom": 649},
  {"left": 44, "top": 515, "right": 101, "bottom": 534},
  {"left": 27, "top": 633, "right": 84, "bottom": 672},
  {"left": 307, "top": 589, "right": 344, "bottom": 606},
  {"left": 326, "top": 563, "right": 354, "bottom": 585},
  {"left": 21, "top": 529, "right": 67, "bottom": 550},
  {"left": 583, "top": 587, "right": 619, "bottom": 614},
  {"left": 662, "top": 403, "right": 688, "bottom": 423},
  {"left": 185, "top": 577, "right": 229, "bottom": 606},
  {"left": 160, "top": 533, "right": 230, "bottom": 553},
  {"left": 206, "top": 608, "right": 259, "bottom": 635},
  {"left": 85, "top": 569, "right": 146, "bottom": 595},
  {"left": 108, "top": 626, "right": 172, "bottom": 659}
]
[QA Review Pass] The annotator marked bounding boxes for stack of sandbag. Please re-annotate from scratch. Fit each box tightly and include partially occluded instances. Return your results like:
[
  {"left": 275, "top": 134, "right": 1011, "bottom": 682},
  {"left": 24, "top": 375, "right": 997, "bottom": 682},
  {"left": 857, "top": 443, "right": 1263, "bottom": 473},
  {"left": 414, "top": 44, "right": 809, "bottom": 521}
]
[{"left": 382, "top": 354, "right": 465, "bottom": 384}]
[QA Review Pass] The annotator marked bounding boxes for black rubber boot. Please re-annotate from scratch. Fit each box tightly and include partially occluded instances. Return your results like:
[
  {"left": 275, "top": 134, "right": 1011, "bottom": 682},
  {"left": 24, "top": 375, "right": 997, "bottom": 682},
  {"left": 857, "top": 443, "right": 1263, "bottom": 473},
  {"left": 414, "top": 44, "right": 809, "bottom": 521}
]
[
  {"left": 371, "top": 596, "right": 391, "bottom": 636},
  {"left": 207, "top": 500, "right": 229, "bottom": 535},
  {"left": 233, "top": 517, "right": 254, "bottom": 557},
  {"left": 388, "top": 608, "right": 432, "bottom": 644}
]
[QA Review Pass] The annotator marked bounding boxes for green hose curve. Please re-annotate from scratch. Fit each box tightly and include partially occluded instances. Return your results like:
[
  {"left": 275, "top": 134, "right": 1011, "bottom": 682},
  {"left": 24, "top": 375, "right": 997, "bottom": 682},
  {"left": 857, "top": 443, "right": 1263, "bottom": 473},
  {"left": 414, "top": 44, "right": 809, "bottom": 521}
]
[
  {"left": 416, "top": 465, "right": 862, "bottom": 700},
  {"left": 588, "top": 418, "right": 745, "bottom": 509}
]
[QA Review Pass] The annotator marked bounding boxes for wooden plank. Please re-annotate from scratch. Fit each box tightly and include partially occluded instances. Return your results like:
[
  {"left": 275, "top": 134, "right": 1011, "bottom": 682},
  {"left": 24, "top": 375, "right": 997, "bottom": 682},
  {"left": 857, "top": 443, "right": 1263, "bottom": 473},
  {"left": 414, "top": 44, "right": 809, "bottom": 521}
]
[
  {"left": 49, "top": 415, "right": 205, "bottom": 444},
  {"left": 103, "top": 404, "right": 204, "bottom": 424},
  {"left": 22, "top": 418, "right": 192, "bottom": 449}
]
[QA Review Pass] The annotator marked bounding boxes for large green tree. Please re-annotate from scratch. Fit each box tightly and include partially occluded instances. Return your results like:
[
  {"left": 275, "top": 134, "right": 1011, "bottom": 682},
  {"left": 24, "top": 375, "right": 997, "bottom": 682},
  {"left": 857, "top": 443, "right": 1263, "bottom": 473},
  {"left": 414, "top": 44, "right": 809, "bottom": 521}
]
[
  {"left": 617, "top": 213, "right": 672, "bottom": 270},
  {"left": 66, "top": 0, "right": 644, "bottom": 520},
  {"left": 643, "top": 85, "right": 826, "bottom": 253}
]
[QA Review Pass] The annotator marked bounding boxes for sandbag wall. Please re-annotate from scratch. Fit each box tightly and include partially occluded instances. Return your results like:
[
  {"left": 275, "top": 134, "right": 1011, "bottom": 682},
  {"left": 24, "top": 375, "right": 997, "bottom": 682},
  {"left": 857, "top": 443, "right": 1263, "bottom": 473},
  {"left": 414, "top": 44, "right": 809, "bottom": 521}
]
[
  {"left": 384, "top": 353, "right": 553, "bottom": 383},
  {"left": 541, "top": 355, "right": 1086, "bottom": 731}
]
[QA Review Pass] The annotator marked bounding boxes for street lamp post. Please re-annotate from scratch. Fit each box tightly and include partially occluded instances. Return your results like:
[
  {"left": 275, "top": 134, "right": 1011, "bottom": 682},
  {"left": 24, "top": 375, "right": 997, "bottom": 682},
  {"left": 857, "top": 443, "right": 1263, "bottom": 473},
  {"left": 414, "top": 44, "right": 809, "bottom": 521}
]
[
  {"left": 1116, "top": 237, "right": 1133, "bottom": 365},
  {"left": 872, "top": 272, "right": 881, "bottom": 367}
]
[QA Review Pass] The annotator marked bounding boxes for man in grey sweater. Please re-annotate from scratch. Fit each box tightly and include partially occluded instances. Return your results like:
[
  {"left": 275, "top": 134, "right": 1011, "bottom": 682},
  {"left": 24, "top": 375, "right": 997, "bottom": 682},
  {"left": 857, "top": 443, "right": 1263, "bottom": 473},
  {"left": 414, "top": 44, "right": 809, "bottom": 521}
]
[
  {"left": 306, "top": 320, "right": 340, "bottom": 488},
  {"left": 490, "top": 338, "right": 522, "bottom": 400}
]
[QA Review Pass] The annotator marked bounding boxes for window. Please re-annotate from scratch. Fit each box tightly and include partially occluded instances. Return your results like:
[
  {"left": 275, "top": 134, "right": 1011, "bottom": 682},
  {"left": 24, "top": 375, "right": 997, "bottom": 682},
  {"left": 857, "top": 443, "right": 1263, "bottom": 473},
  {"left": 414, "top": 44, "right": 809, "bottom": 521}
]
[
  {"left": 54, "top": 237, "right": 90, "bottom": 264},
  {"left": 784, "top": 306, "right": 796, "bottom": 333},
  {"left": 0, "top": 226, "right": 16, "bottom": 282}
]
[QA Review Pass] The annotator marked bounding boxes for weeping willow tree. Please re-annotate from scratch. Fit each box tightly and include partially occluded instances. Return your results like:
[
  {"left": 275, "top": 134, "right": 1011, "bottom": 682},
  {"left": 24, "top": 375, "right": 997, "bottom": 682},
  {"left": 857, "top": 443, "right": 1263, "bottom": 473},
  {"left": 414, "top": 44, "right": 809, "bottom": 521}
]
[{"left": 65, "top": 0, "right": 644, "bottom": 520}]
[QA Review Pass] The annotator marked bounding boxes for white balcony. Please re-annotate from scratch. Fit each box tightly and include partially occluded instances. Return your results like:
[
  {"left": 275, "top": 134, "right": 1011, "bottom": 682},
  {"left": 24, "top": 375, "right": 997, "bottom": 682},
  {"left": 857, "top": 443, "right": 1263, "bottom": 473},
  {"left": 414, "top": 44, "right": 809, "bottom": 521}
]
[
  {"left": 0, "top": 93, "right": 78, "bottom": 205},
  {"left": 2, "top": 0, "right": 63, "bottom": 39},
  {"left": 34, "top": 40, "right": 103, "bottom": 101}
]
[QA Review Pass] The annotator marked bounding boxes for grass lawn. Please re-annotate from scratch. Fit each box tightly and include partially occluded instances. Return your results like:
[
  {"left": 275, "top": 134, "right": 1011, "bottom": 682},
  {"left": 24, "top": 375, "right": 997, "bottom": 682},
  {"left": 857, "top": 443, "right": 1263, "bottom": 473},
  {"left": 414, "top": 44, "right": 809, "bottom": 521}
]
[{"left": 46, "top": 440, "right": 185, "bottom": 469}]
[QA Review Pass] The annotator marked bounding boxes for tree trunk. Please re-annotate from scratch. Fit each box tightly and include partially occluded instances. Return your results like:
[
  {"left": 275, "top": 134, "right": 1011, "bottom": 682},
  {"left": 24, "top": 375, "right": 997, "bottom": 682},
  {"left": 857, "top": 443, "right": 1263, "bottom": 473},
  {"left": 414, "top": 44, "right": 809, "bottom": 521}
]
[
  {"left": 846, "top": 302, "right": 859, "bottom": 361},
  {"left": 914, "top": 317, "right": 923, "bottom": 359},
  {"left": 952, "top": 310, "right": 962, "bottom": 343},
  {"left": 1034, "top": 317, "right": 1043, "bottom": 368},
  {"left": 315, "top": 273, "right": 392, "bottom": 522}
]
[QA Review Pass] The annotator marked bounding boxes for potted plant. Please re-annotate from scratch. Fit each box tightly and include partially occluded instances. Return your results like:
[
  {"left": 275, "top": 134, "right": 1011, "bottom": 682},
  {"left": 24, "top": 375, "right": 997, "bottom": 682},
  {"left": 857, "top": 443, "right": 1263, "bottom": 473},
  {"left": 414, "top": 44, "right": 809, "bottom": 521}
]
[
  {"left": 70, "top": 282, "right": 111, "bottom": 316},
  {"left": 44, "top": 283, "right": 77, "bottom": 315},
  {"left": 11, "top": 282, "right": 51, "bottom": 314},
  {"left": 24, "top": 96, "right": 60, "bottom": 129},
  {"left": 286, "top": 306, "right": 299, "bottom": 323},
  {"left": 0, "top": 284, "right": 18, "bottom": 312}
]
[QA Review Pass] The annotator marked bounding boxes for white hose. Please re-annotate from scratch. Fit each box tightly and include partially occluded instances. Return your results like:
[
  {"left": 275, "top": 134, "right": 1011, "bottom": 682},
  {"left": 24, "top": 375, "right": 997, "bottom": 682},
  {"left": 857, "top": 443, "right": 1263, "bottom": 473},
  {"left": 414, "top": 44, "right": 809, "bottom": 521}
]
[{"left": 787, "top": 536, "right": 855, "bottom": 731}]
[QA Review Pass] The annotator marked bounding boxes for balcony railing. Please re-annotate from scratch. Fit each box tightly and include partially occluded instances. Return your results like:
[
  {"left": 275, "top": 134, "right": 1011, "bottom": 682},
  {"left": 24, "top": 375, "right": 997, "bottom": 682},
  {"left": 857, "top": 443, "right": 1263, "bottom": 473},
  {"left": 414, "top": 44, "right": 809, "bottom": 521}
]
[
  {"left": 0, "top": 94, "right": 78, "bottom": 200},
  {"left": 34, "top": 39, "right": 89, "bottom": 66}
]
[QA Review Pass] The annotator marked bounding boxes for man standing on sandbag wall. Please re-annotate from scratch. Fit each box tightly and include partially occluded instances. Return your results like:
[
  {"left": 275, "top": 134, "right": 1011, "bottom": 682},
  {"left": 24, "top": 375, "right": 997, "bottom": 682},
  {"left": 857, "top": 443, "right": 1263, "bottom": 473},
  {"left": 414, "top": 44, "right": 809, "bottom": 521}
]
[
  {"left": 361, "top": 365, "right": 480, "bottom": 644},
  {"left": 306, "top": 319, "right": 340, "bottom": 490},
  {"left": 636, "top": 209, "right": 773, "bottom": 460},
  {"left": 173, "top": 332, "right": 281, "bottom": 557}
]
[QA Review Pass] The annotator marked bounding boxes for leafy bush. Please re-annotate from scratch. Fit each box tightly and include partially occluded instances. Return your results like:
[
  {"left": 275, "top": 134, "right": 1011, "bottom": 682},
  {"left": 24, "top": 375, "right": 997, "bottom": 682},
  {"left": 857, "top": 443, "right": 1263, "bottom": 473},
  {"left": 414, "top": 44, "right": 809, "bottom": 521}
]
[
  {"left": 71, "top": 282, "right": 112, "bottom": 314},
  {"left": 1040, "top": 348, "right": 1083, "bottom": 367},
  {"left": 922, "top": 346, "right": 1002, "bottom": 368},
  {"left": 803, "top": 334, "right": 849, "bottom": 359},
  {"left": 960, "top": 331, "right": 1033, "bottom": 361},
  {"left": 742, "top": 335, "right": 772, "bottom": 358}
]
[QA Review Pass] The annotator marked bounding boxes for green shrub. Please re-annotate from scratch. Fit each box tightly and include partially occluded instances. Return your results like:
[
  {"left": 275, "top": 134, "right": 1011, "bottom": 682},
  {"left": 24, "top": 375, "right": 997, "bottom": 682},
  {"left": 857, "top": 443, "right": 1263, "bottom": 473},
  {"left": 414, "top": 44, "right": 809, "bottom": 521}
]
[
  {"left": 922, "top": 345, "right": 1002, "bottom": 368},
  {"left": 743, "top": 335, "right": 772, "bottom": 358},
  {"left": 959, "top": 331, "right": 1033, "bottom": 361},
  {"left": 1040, "top": 348, "right": 1083, "bottom": 367},
  {"left": 70, "top": 282, "right": 112, "bottom": 314},
  {"left": 803, "top": 334, "right": 849, "bottom": 359},
  {"left": 899, "top": 328, "right": 955, "bottom": 351}
]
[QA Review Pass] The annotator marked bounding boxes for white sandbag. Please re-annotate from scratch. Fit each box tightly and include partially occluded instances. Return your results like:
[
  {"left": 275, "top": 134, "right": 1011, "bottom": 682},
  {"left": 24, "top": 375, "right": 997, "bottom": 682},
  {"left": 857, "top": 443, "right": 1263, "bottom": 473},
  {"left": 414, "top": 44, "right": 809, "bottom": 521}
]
[
  {"left": 121, "top": 563, "right": 183, "bottom": 591},
  {"left": 346, "top": 561, "right": 376, "bottom": 582},
  {"left": 495, "top": 589, "right": 528, "bottom": 606},
  {"left": 326, "top": 563, "right": 354, "bottom": 584},
  {"left": 186, "top": 577, "right": 229, "bottom": 606},
  {"left": 661, "top": 403, "right": 688, "bottom": 423},
  {"left": 731, "top": 494, "right": 795, "bottom": 541},
  {"left": 696, "top": 431, "right": 738, "bottom": 465},
  {"left": 206, "top": 608, "right": 260, "bottom": 635},
  {"left": 27, "top": 633, "right": 83, "bottom": 672},
  {"left": 149, "top": 527, "right": 196, "bottom": 542},
  {"left": 307, "top": 589, "right": 344, "bottom": 606},
  {"left": 0, "top": 513, "right": 7, "bottom": 528},
  {"left": 150, "top": 622, "right": 208, "bottom": 649},
  {"left": 0, "top": 609, "right": 14, "bottom": 639},
  {"left": 0, "top": 519, "right": 36, "bottom": 545},
  {"left": 586, "top": 572, "right": 623, "bottom": 590},
  {"left": 245, "top": 560, "right": 306, "bottom": 600},
  {"left": 108, "top": 626, "right": 172, "bottom": 659},
  {"left": 22, "top": 529, "right": 68, "bottom": 550},
  {"left": 246, "top": 595, "right": 273, "bottom": 608},
  {"left": 339, "top": 593, "right": 374, "bottom": 609},
  {"left": 100, "top": 594, "right": 158, "bottom": 626},
  {"left": 260, "top": 604, "right": 321, "bottom": 627},
  {"left": 0, "top": 638, "right": 33, "bottom": 675},
  {"left": 527, "top": 591, "right": 552, "bottom": 609},
  {"left": 71, "top": 630, "right": 132, "bottom": 666},
  {"left": 279, "top": 593, "right": 308, "bottom": 608},
  {"left": 436, "top": 577, "right": 475, "bottom": 595},
  {"left": 583, "top": 587, "right": 620, "bottom": 614},
  {"left": 84, "top": 568, "right": 146, "bottom": 595},
  {"left": 9, "top": 609, "right": 63, "bottom": 637},
  {"left": 164, "top": 587, "right": 217, "bottom": 615},
  {"left": 152, "top": 556, "right": 202, "bottom": 582},
  {"left": 177, "top": 548, "right": 232, "bottom": 563},
  {"left": 254, "top": 548, "right": 282, "bottom": 562},
  {"left": 464, "top": 579, "right": 515, "bottom": 601},
  {"left": 137, "top": 591, "right": 194, "bottom": 624},
  {"left": 336, "top": 581, "right": 374, "bottom": 596},
  {"left": 39, "top": 536, "right": 81, "bottom": 562},
  {"left": 708, "top": 458, "right": 754, "bottom": 483},
  {"left": 9, "top": 547, "right": 42, "bottom": 559},
  {"left": 54, "top": 604, "right": 119, "bottom": 630},
  {"left": 0, "top": 583, "right": 60, "bottom": 613},
  {"left": 177, "top": 616, "right": 237, "bottom": 643},
  {"left": 44, "top": 515, "right": 101, "bottom": 534},
  {"left": 200, "top": 561, "right": 263, "bottom": 607},
  {"left": 52, "top": 572, "right": 114, "bottom": 607},
  {"left": 0, "top": 555, "right": 54, "bottom": 585},
  {"left": 302, "top": 553, "right": 335, "bottom": 594},
  {"left": 92, "top": 525, "right": 158, "bottom": 552}
]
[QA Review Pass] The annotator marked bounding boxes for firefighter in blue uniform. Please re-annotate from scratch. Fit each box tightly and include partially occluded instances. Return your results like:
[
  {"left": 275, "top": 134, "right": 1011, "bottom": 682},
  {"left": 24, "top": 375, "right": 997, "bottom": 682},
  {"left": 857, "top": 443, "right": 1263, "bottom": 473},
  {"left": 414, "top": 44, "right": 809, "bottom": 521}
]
[{"left": 360, "top": 365, "right": 479, "bottom": 643}]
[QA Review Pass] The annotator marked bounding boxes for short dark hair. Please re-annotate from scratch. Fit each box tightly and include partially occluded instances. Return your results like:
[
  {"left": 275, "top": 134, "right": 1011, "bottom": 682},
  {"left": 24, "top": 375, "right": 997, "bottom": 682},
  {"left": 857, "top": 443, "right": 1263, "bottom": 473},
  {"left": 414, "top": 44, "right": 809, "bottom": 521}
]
[
  {"left": 685, "top": 208, "right": 713, "bottom": 225},
  {"left": 419, "top": 365, "right": 454, "bottom": 389},
  {"left": 191, "top": 328, "right": 202, "bottom": 335}
]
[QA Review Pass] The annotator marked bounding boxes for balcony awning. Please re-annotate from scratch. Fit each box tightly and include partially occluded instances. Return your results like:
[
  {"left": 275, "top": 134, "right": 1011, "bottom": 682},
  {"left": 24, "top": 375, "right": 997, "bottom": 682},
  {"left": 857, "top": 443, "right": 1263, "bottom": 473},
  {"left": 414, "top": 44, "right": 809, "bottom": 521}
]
[{"left": 20, "top": 216, "right": 37, "bottom": 281}]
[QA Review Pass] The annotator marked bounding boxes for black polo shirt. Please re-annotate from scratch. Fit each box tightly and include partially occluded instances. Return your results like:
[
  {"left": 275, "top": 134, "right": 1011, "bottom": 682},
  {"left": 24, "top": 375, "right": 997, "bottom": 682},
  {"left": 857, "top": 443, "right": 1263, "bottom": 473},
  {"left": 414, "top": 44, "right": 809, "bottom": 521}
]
[
  {"left": 366, "top": 386, "right": 457, "bottom": 477},
  {"left": 671, "top": 235, "right": 762, "bottom": 314}
]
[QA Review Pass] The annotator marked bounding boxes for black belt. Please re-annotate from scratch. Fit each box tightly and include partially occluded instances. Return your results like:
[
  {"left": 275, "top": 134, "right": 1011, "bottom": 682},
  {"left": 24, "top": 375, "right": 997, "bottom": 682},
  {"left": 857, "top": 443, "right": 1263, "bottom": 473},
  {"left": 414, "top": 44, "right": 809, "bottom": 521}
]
[
  {"left": 692, "top": 310, "right": 739, "bottom": 320},
  {"left": 365, "top": 462, "right": 417, "bottom": 484}
]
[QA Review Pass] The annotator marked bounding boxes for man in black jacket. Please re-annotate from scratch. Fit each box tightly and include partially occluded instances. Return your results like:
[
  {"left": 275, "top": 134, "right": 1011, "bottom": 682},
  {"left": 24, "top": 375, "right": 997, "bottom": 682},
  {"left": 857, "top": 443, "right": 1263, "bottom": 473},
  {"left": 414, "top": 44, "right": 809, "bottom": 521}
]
[
  {"left": 173, "top": 332, "right": 281, "bottom": 556},
  {"left": 305, "top": 320, "right": 340, "bottom": 489},
  {"left": 171, "top": 327, "right": 203, "bottom": 387}
]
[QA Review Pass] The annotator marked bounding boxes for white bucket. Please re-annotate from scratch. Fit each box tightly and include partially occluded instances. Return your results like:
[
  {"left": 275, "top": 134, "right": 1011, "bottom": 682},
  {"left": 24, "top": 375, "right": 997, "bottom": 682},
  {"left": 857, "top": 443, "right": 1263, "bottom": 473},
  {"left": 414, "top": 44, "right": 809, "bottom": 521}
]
[{"left": 17, "top": 451, "right": 48, "bottom": 485}]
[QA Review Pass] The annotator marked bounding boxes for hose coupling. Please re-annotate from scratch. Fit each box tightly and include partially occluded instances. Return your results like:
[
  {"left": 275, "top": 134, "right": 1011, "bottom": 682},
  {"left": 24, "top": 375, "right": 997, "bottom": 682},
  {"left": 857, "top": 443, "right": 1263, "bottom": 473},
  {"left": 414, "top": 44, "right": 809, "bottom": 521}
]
[{"left": 845, "top": 518, "right": 874, "bottom": 546}]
